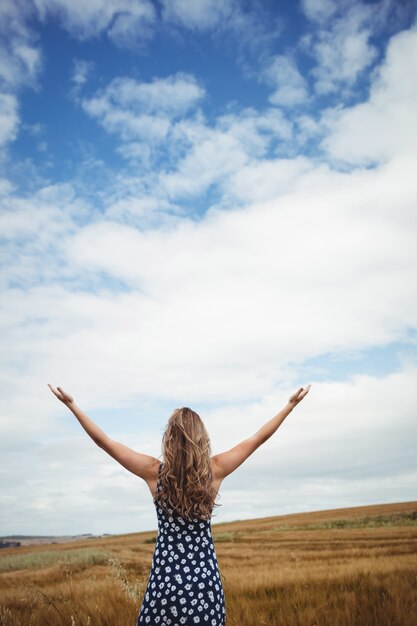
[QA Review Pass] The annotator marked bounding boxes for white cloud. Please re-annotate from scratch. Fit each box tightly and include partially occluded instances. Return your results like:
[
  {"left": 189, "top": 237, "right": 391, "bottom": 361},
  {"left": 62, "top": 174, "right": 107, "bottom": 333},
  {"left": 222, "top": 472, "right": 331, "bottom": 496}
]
[
  {"left": 0, "top": 1, "right": 42, "bottom": 156},
  {"left": 321, "top": 24, "right": 417, "bottom": 164},
  {"left": 71, "top": 58, "right": 94, "bottom": 87},
  {"left": 217, "top": 107, "right": 293, "bottom": 160},
  {"left": 33, "top": 0, "right": 157, "bottom": 47},
  {"left": 1, "top": 433, "right": 160, "bottom": 534},
  {"left": 0, "top": 2, "right": 46, "bottom": 167},
  {"left": 1, "top": 145, "right": 413, "bottom": 439},
  {"left": 22, "top": 121, "right": 45, "bottom": 136},
  {"left": 224, "top": 156, "right": 315, "bottom": 203},
  {"left": 0, "top": 93, "right": 19, "bottom": 148},
  {"left": 79, "top": 75, "right": 296, "bottom": 196},
  {"left": 220, "top": 369, "right": 416, "bottom": 511},
  {"left": 158, "top": 128, "right": 249, "bottom": 198},
  {"left": 161, "top": 0, "right": 234, "bottom": 31},
  {"left": 105, "top": 194, "right": 185, "bottom": 228},
  {"left": 104, "top": 74, "right": 205, "bottom": 116},
  {"left": 68, "top": 58, "right": 95, "bottom": 101},
  {"left": 0, "top": 1, "right": 42, "bottom": 91},
  {"left": 300, "top": 0, "right": 379, "bottom": 95},
  {"left": 106, "top": 0, "right": 156, "bottom": 48},
  {"left": 81, "top": 90, "right": 296, "bottom": 199},
  {"left": 81, "top": 73, "right": 205, "bottom": 145},
  {"left": 161, "top": 0, "right": 283, "bottom": 65},
  {"left": 0, "top": 182, "right": 90, "bottom": 289},
  {"left": 301, "top": 0, "right": 337, "bottom": 24},
  {"left": 0, "top": 178, "right": 14, "bottom": 195},
  {"left": 0, "top": 41, "right": 42, "bottom": 90},
  {"left": 154, "top": 108, "right": 294, "bottom": 200},
  {"left": 261, "top": 54, "right": 310, "bottom": 106}
]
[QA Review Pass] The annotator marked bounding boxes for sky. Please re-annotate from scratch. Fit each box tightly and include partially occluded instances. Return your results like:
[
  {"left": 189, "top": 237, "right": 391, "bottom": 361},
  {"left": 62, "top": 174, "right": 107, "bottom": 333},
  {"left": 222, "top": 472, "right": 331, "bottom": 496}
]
[{"left": 1, "top": 0, "right": 417, "bottom": 537}]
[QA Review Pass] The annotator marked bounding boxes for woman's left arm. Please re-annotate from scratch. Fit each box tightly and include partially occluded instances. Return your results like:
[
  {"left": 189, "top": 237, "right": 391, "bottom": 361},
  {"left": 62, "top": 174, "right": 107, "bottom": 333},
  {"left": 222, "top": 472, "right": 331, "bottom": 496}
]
[{"left": 47, "top": 384, "right": 158, "bottom": 480}]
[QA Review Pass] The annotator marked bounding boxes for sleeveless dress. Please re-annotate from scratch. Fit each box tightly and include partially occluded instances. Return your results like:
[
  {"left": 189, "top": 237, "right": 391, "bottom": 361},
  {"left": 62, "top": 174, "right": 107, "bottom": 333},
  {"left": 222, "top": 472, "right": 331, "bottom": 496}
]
[{"left": 136, "top": 462, "right": 226, "bottom": 626}]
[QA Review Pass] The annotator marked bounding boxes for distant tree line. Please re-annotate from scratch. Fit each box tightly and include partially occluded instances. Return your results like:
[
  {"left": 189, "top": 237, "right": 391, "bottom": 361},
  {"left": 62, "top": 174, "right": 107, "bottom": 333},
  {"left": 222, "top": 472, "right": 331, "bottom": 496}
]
[{"left": 0, "top": 540, "right": 21, "bottom": 548}]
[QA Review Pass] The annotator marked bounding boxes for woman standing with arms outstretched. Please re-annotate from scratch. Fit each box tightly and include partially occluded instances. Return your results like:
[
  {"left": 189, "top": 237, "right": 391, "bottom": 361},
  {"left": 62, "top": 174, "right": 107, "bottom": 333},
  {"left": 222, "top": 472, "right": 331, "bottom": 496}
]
[{"left": 48, "top": 383, "right": 311, "bottom": 625}]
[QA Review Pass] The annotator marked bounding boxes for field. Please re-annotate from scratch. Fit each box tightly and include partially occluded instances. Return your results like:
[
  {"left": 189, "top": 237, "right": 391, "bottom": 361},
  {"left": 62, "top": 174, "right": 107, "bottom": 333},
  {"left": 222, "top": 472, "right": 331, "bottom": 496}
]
[{"left": 1, "top": 500, "right": 416, "bottom": 626}]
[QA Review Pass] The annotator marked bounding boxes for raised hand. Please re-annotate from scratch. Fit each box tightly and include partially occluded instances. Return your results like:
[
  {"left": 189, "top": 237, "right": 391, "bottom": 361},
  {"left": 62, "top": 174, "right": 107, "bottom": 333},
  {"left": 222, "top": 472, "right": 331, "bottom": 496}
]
[
  {"left": 288, "top": 384, "right": 311, "bottom": 408},
  {"left": 47, "top": 384, "right": 74, "bottom": 406}
]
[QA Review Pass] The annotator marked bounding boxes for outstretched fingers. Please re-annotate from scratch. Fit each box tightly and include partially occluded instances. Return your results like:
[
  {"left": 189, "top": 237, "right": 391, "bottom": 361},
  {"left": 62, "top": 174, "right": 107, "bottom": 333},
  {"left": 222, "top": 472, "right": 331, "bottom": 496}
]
[
  {"left": 56, "top": 386, "right": 74, "bottom": 404},
  {"left": 299, "top": 384, "right": 311, "bottom": 399},
  {"left": 48, "top": 383, "right": 62, "bottom": 399},
  {"left": 289, "top": 384, "right": 311, "bottom": 405},
  {"left": 47, "top": 383, "right": 73, "bottom": 404}
]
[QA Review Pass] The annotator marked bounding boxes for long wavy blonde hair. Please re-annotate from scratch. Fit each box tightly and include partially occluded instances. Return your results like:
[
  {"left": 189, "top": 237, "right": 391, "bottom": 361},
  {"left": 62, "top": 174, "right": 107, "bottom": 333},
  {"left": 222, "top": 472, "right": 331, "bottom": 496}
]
[{"left": 156, "top": 407, "right": 221, "bottom": 521}]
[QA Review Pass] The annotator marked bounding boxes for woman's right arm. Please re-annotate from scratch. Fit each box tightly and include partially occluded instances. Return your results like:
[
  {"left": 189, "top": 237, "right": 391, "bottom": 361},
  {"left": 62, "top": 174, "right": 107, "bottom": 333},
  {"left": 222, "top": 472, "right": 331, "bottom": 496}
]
[{"left": 212, "top": 385, "right": 311, "bottom": 480}]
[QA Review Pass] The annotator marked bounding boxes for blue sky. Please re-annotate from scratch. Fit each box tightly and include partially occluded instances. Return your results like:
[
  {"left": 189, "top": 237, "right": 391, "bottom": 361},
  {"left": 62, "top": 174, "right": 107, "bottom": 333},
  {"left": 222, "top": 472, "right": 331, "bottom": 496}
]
[{"left": 1, "top": 0, "right": 417, "bottom": 536}]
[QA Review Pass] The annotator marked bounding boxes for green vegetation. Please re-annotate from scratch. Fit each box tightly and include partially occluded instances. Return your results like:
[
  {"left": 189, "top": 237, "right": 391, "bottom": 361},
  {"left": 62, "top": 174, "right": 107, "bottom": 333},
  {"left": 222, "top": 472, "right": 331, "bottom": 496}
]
[
  {"left": 210, "top": 512, "right": 417, "bottom": 542},
  {"left": 0, "top": 547, "right": 112, "bottom": 572},
  {"left": 270, "top": 511, "right": 417, "bottom": 531},
  {"left": 213, "top": 532, "right": 242, "bottom": 542}
]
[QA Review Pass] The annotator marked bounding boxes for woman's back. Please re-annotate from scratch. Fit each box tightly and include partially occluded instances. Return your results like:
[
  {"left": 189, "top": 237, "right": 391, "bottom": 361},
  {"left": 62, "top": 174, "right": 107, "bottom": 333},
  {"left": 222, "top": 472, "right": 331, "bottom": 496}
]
[{"left": 137, "top": 462, "right": 226, "bottom": 625}]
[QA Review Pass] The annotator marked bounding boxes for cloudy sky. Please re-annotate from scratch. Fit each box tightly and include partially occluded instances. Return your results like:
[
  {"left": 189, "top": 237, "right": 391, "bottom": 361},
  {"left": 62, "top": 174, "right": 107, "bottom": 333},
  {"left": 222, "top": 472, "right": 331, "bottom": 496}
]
[{"left": 1, "top": 0, "right": 417, "bottom": 537}]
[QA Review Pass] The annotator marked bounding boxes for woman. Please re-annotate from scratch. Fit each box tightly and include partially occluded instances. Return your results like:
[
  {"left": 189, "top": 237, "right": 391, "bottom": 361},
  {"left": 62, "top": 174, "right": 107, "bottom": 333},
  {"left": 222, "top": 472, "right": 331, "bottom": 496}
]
[{"left": 48, "top": 383, "right": 311, "bottom": 625}]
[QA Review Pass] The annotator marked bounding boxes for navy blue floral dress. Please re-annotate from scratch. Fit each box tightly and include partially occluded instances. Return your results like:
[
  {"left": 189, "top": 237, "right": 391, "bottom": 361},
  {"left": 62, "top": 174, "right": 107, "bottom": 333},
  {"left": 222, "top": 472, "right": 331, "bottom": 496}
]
[{"left": 136, "top": 463, "right": 226, "bottom": 626}]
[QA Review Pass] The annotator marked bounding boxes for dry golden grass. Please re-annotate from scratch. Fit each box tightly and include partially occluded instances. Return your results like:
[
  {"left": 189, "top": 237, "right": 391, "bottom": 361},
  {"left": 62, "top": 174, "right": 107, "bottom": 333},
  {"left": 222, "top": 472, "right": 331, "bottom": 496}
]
[{"left": 1, "top": 500, "right": 416, "bottom": 625}]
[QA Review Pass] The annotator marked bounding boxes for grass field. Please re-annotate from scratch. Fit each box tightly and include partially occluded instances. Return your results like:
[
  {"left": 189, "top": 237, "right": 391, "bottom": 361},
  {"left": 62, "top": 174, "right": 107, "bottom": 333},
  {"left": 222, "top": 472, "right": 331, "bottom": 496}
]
[{"left": 1, "top": 500, "right": 416, "bottom": 625}]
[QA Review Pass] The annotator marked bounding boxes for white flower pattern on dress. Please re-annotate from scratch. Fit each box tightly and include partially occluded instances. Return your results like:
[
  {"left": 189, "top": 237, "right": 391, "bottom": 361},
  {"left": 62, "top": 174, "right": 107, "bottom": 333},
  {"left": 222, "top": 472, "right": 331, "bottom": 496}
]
[{"left": 137, "top": 463, "right": 225, "bottom": 626}]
